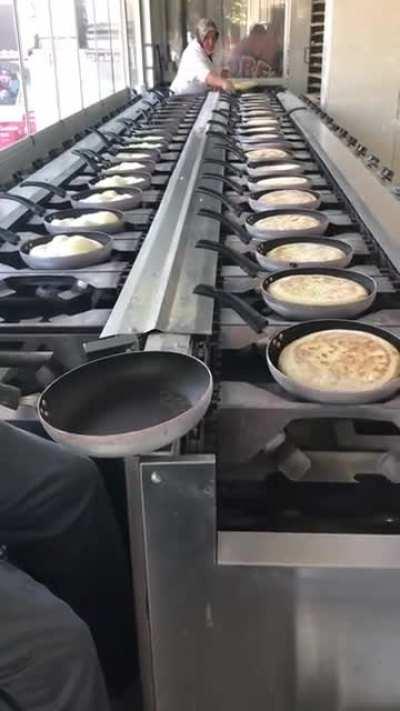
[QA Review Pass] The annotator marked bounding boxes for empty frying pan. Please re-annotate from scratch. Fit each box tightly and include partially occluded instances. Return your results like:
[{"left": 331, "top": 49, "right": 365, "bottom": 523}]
[
  {"left": 38, "top": 349, "right": 213, "bottom": 458},
  {"left": 0, "top": 226, "right": 112, "bottom": 269},
  {"left": 0, "top": 192, "right": 125, "bottom": 235},
  {"left": 197, "top": 206, "right": 329, "bottom": 244},
  {"left": 195, "top": 237, "right": 354, "bottom": 273}
]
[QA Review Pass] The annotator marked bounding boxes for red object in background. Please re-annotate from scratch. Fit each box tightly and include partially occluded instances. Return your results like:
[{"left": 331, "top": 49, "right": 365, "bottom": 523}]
[{"left": 0, "top": 110, "right": 36, "bottom": 149}]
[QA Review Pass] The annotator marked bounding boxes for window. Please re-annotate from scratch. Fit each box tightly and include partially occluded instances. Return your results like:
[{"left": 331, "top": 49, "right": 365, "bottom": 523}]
[
  {"left": 0, "top": 0, "right": 30, "bottom": 149},
  {"left": 184, "top": 0, "right": 286, "bottom": 78},
  {"left": 0, "top": 0, "right": 136, "bottom": 152},
  {"left": 76, "top": 0, "right": 101, "bottom": 107},
  {"left": 17, "top": 0, "right": 60, "bottom": 131},
  {"left": 49, "top": 0, "right": 83, "bottom": 117},
  {"left": 222, "top": 0, "right": 286, "bottom": 78},
  {"left": 125, "top": 0, "right": 142, "bottom": 90}
]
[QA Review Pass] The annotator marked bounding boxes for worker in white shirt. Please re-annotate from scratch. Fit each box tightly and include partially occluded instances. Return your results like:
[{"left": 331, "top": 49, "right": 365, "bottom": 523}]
[{"left": 170, "top": 18, "right": 234, "bottom": 95}]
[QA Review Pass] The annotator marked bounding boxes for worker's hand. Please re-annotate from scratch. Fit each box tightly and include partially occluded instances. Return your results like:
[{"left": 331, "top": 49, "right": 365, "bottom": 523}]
[
  {"left": 221, "top": 78, "right": 235, "bottom": 93},
  {"left": 220, "top": 68, "right": 231, "bottom": 79}
]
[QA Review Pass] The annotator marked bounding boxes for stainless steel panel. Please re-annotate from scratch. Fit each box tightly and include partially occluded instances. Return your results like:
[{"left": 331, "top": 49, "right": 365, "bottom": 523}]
[
  {"left": 102, "top": 92, "right": 223, "bottom": 337},
  {"left": 137, "top": 456, "right": 216, "bottom": 711},
  {"left": 218, "top": 531, "right": 400, "bottom": 568},
  {"left": 135, "top": 458, "right": 400, "bottom": 711},
  {"left": 0, "top": 91, "right": 149, "bottom": 228},
  {"left": 278, "top": 90, "right": 400, "bottom": 273}
]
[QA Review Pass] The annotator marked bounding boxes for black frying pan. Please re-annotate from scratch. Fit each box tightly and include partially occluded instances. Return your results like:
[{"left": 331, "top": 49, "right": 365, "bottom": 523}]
[
  {"left": 196, "top": 184, "right": 321, "bottom": 217},
  {"left": 0, "top": 226, "right": 112, "bottom": 270},
  {"left": 195, "top": 237, "right": 354, "bottom": 273},
  {"left": 21, "top": 181, "right": 143, "bottom": 212},
  {"left": 0, "top": 192, "right": 125, "bottom": 234},
  {"left": 197, "top": 206, "right": 329, "bottom": 244},
  {"left": 192, "top": 288, "right": 400, "bottom": 404},
  {"left": 194, "top": 259, "right": 376, "bottom": 320},
  {"left": 38, "top": 348, "right": 213, "bottom": 458},
  {"left": 71, "top": 148, "right": 154, "bottom": 185}
]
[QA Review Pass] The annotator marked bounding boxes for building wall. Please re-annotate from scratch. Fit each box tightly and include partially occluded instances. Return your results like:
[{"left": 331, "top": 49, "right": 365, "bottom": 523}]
[{"left": 321, "top": 0, "right": 400, "bottom": 177}]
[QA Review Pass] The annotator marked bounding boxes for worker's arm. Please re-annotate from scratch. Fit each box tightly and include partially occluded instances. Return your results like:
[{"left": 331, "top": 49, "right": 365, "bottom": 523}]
[{"left": 206, "top": 71, "right": 234, "bottom": 92}]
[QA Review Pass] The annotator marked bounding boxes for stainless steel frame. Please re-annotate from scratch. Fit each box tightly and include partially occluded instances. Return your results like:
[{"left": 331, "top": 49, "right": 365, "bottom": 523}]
[
  {"left": 0, "top": 92, "right": 152, "bottom": 229},
  {"left": 102, "top": 92, "right": 224, "bottom": 337},
  {"left": 124, "top": 92, "right": 400, "bottom": 711},
  {"left": 278, "top": 90, "right": 400, "bottom": 272}
]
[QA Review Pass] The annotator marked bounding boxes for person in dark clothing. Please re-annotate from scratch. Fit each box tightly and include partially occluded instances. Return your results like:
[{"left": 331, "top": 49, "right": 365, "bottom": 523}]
[{"left": 0, "top": 421, "right": 137, "bottom": 710}]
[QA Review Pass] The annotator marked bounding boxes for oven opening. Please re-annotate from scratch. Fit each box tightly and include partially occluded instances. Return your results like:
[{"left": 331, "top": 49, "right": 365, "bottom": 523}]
[{"left": 217, "top": 417, "right": 400, "bottom": 535}]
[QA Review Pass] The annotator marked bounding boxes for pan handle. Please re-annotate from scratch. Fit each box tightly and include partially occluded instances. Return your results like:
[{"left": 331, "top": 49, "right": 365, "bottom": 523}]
[
  {"left": 203, "top": 158, "right": 243, "bottom": 178},
  {"left": 101, "top": 130, "right": 126, "bottom": 146},
  {"left": 193, "top": 284, "right": 268, "bottom": 333},
  {"left": 84, "top": 333, "right": 140, "bottom": 359},
  {"left": 117, "top": 117, "right": 136, "bottom": 128},
  {"left": 196, "top": 187, "right": 240, "bottom": 215},
  {"left": 198, "top": 208, "right": 250, "bottom": 244},
  {"left": 72, "top": 149, "right": 106, "bottom": 171},
  {"left": 0, "top": 351, "right": 53, "bottom": 367},
  {"left": 213, "top": 142, "right": 244, "bottom": 162},
  {"left": 201, "top": 172, "right": 244, "bottom": 194},
  {"left": 0, "top": 227, "right": 20, "bottom": 245},
  {"left": 0, "top": 192, "right": 46, "bottom": 216},
  {"left": 196, "top": 239, "right": 260, "bottom": 277},
  {"left": 92, "top": 128, "right": 113, "bottom": 147},
  {"left": 206, "top": 120, "right": 233, "bottom": 134},
  {"left": 0, "top": 382, "right": 21, "bottom": 410},
  {"left": 21, "top": 181, "right": 67, "bottom": 198},
  {"left": 213, "top": 108, "right": 236, "bottom": 119},
  {"left": 206, "top": 129, "right": 240, "bottom": 150}
]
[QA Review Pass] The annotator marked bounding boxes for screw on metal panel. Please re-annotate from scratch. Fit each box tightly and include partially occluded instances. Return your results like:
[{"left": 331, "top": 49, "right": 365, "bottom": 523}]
[{"left": 151, "top": 472, "right": 162, "bottom": 484}]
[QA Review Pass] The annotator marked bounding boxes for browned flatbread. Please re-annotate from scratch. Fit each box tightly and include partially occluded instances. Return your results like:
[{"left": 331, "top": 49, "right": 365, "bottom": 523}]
[
  {"left": 259, "top": 190, "right": 315, "bottom": 206},
  {"left": 257, "top": 214, "right": 320, "bottom": 231},
  {"left": 279, "top": 329, "right": 400, "bottom": 392},
  {"left": 267, "top": 243, "right": 344, "bottom": 263},
  {"left": 268, "top": 274, "right": 367, "bottom": 305}
]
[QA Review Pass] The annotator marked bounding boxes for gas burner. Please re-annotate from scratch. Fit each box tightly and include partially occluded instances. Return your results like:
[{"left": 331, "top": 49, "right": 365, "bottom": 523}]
[{"left": 0, "top": 275, "right": 97, "bottom": 321}]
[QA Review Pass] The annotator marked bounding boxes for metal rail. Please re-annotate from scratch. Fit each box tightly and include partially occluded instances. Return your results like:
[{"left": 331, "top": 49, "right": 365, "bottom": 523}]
[
  {"left": 278, "top": 90, "right": 400, "bottom": 272},
  {"left": 0, "top": 92, "right": 155, "bottom": 229},
  {"left": 102, "top": 92, "right": 223, "bottom": 337}
]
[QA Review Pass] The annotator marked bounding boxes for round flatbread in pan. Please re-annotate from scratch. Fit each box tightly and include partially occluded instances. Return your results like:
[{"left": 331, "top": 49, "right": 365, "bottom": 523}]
[
  {"left": 246, "top": 148, "right": 291, "bottom": 162},
  {"left": 266, "top": 242, "right": 346, "bottom": 264},
  {"left": 278, "top": 329, "right": 400, "bottom": 392},
  {"left": 256, "top": 213, "right": 321, "bottom": 232},
  {"left": 257, "top": 189, "right": 317, "bottom": 207},
  {"left": 268, "top": 274, "right": 368, "bottom": 306},
  {"left": 252, "top": 175, "right": 311, "bottom": 190}
]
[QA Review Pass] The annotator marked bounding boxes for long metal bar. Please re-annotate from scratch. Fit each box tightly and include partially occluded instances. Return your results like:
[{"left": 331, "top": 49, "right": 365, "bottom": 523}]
[
  {"left": 102, "top": 92, "right": 221, "bottom": 337},
  {"left": 0, "top": 92, "right": 148, "bottom": 228},
  {"left": 278, "top": 90, "right": 400, "bottom": 273},
  {"left": 218, "top": 531, "right": 400, "bottom": 569}
]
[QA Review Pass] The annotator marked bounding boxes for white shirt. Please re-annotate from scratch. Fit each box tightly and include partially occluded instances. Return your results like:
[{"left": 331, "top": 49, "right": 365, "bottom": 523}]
[{"left": 170, "top": 39, "right": 214, "bottom": 95}]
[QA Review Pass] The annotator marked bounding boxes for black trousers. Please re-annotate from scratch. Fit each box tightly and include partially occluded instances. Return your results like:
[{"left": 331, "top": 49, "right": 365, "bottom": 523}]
[{"left": 0, "top": 421, "right": 137, "bottom": 704}]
